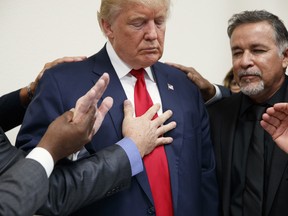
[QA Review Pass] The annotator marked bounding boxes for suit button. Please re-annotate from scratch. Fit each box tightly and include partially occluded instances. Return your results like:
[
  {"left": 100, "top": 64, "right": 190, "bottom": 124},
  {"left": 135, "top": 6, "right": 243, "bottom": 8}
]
[{"left": 147, "top": 206, "right": 155, "bottom": 215}]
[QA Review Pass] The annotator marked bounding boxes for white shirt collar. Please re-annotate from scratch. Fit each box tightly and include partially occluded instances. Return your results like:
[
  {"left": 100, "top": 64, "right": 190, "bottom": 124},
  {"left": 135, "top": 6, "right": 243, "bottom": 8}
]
[{"left": 105, "top": 41, "right": 155, "bottom": 82}]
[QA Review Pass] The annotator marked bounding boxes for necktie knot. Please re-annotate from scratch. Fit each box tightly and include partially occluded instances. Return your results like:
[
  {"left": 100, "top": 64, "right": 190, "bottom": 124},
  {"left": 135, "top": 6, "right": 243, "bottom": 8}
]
[
  {"left": 130, "top": 68, "right": 145, "bottom": 80},
  {"left": 131, "top": 67, "right": 173, "bottom": 216}
]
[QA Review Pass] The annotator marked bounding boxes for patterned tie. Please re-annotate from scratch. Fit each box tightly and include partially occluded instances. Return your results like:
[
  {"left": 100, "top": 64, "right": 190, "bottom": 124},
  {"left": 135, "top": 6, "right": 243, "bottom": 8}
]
[{"left": 130, "top": 68, "right": 173, "bottom": 216}]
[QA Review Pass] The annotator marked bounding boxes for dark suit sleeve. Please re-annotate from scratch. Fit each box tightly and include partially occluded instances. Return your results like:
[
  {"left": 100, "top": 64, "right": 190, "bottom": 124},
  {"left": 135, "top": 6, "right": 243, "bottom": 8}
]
[
  {"left": 37, "top": 144, "right": 132, "bottom": 216},
  {"left": 217, "top": 85, "right": 231, "bottom": 98},
  {"left": 197, "top": 90, "right": 220, "bottom": 216},
  {"left": 0, "top": 89, "right": 26, "bottom": 132},
  {"left": 0, "top": 159, "right": 49, "bottom": 216},
  {"left": 0, "top": 128, "right": 49, "bottom": 216},
  {"left": 0, "top": 127, "right": 26, "bottom": 173}
]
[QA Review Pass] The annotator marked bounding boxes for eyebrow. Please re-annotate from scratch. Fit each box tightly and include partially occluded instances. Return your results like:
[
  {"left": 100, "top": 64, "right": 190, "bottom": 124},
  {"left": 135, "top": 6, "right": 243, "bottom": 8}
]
[{"left": 231, "top": 43, "right": 268, "bottom": 51}]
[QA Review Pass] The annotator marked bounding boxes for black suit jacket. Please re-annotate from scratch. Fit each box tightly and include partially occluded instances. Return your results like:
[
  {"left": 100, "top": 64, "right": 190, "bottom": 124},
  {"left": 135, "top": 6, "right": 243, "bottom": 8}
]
[
  {"left": 0, "top": 89, "right": 26, "bottom": 132},
  {"left": 208, "top": 84, "right": 288, "bottom": 216},
  {"left": 0, "top": 89, "right": 132, "bottom": 216}
]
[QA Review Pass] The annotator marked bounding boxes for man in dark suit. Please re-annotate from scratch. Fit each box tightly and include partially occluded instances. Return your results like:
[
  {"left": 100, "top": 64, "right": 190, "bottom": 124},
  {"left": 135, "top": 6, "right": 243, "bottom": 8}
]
[
  {"left": 207, "top": 10, "right": 288, "bottom": 216},
  {"left": 15, "top": 0, "right": 219, "bottom": 215},
  {"left": 1, "top": 60, "right": 176, "bottom": 215},
  {"left": 167, "top": 10, "right": 288, "bottom": 216}
]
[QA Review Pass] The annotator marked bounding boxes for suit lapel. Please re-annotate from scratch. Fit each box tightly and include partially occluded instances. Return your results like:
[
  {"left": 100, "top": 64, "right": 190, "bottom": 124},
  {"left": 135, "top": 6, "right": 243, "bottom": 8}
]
[
  {"left": 92, "top": 47, "right": 155, "bottom": 204},
  {"left": 265, "top": 83, "right": 288, "bottom": 215},
  {"left": 91, "top": 47, "right": 127, "bottom": 140},
  {"left": 152, "top": 63, "right": 183, "bottom": 211}
]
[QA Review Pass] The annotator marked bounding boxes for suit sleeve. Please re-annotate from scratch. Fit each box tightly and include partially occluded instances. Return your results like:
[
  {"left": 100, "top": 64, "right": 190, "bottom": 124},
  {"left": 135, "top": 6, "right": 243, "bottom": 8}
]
[
  {"left": 0, "top": 128, "right": 48, "bottom": 216},
  {"left": 0, "top": 127, "right": 26, "bottom": 173},
  {"left": 0, "top": 89, "right": 26, "bottom": 132},
  {"left": 37, "top": 144, "right": 132, "bottom": 216},
  {"left": 197, "top": 90, "right": 220, "bottom": 216},
  {"left": 0, "top": 159, "right": 49, "bottom": 216},
  {"left": 217, "top": 85, "right": 231, "bottom": 98}
]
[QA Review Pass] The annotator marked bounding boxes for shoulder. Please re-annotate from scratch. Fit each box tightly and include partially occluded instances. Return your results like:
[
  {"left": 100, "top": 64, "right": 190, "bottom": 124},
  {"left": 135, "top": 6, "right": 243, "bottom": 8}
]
[
  {"left": 153, "top": 61, "right": 198, "bottom": 89},
  {"left": 207, "top": 92, "right": 242, "bottom": 115}
]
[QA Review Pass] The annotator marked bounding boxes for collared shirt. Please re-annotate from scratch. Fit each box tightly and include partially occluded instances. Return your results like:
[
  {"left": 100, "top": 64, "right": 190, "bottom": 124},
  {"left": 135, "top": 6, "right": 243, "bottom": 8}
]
[{"left": 106, "top": 41, "right": 163, "bottom": 116}]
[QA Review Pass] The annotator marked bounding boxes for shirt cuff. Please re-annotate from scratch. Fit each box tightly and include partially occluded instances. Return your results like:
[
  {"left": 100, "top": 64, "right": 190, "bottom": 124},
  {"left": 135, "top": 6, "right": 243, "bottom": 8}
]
[
  {"left": 26, "top": 147, "right": 54, "bottom": 177},
  {"left": 205, "top": 84, "right": 222, "bottom": 105},
  {"left": 116, "top": 137, "right": 143, "bottom": 176}
]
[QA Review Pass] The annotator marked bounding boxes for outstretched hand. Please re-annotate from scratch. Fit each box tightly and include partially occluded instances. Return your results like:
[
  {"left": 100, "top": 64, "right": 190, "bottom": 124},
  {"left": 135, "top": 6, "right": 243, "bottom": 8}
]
[
  {"left": 261, "top": 103, "right": 288, "bottom": 153},
  {"left": 38, "top": 73, "right": 113, "bottom": 162},
  {"left": 73, "top": 73, "right": 113, "bottom": 139}
]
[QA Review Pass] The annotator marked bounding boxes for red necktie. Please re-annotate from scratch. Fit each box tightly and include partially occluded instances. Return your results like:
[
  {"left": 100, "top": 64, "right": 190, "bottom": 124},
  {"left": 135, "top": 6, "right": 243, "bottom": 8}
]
[{"left": 130, "top": 68, "right": 173, "bottom": 216}]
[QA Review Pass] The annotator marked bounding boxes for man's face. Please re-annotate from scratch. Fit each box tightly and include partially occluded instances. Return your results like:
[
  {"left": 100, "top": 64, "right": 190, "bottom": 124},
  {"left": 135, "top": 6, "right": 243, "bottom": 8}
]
[
  {"left": 230, "top": 21, "right": 288, "bottom": 103},
  {"left": 103, "top": 3, "right": 167, "bottom": 69}
]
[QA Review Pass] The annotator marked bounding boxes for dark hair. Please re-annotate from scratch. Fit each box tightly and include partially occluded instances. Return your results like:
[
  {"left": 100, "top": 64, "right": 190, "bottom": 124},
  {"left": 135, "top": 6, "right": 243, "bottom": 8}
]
[
  {"left": 227, "top": 10, "right": 288, "bottom": 52},
  {"left": 223, "top": 68, "right": 234, "bottom": 89}
]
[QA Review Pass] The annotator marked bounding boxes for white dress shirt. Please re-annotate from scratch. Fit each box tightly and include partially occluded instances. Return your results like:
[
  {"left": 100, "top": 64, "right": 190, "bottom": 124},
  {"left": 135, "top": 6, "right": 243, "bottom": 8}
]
[{"left": 106, "top": 41, "right": 163, "bottom": 115}]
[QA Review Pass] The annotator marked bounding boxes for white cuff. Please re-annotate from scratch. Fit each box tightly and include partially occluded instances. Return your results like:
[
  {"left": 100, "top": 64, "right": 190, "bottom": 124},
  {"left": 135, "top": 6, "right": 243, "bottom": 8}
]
[
  {"left": 205, "top": 84, "right": 222, "bottom": 105},
  {"left": 26, "top": 147, "right": 54, "bottom": 177}
]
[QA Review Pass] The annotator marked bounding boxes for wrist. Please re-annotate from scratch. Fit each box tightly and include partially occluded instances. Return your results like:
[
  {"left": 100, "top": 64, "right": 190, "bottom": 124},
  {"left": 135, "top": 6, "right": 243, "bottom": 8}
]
[
  {"left": 20, "top": 82, "right": 35, "bottom": 107},
  {"left": 202, "top": 84, "right": 216, "bottom": 102},
  {"left": 26, "top": 82, "right": 34, "bottom": 101}
]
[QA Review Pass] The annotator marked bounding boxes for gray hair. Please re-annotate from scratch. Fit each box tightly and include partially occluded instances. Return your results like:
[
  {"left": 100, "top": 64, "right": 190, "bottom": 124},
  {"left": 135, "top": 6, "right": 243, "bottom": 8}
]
[
  {"left": 227, "top": 10, "right": 288, "bottom": 54},
  {"left": 97, "top": 0, "right": 171, "bottom": 34}
]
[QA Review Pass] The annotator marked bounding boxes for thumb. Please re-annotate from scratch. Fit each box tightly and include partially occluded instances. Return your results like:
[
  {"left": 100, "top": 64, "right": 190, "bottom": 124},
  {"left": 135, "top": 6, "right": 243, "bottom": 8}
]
[{"left": 123, "top": 100, "right": 134, "bottom": 118}]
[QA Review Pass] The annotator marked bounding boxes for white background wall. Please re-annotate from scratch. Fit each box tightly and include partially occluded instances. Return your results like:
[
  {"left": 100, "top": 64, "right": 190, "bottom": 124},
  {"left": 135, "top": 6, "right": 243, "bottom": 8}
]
[{"left": 1, "top": 0, "right": 288, "bottom": 144}]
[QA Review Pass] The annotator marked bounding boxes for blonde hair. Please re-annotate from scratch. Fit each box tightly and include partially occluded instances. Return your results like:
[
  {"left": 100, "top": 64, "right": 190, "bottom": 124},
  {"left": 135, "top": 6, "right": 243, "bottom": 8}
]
[
  {"left": 223, "top": 68, "right": 234, "bottom": 89},
  {"left": 97, "top": 0, "right": 171, "bottom": 34}
]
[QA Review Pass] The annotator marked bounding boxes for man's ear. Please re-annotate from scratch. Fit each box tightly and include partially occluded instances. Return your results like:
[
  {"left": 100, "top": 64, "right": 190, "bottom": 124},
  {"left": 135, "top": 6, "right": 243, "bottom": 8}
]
[
  {"left": 101, "top": 19, "right": 114, "bottom": 39},
  {"left": 282, "top": 48, "right": 288, "bottom": 68}
]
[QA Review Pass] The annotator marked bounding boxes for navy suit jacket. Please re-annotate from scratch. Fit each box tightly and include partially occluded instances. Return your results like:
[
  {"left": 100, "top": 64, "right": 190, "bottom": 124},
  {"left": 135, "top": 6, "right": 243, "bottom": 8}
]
[{"left": 16, "top": 46, "right": 219, "bottom": 216}]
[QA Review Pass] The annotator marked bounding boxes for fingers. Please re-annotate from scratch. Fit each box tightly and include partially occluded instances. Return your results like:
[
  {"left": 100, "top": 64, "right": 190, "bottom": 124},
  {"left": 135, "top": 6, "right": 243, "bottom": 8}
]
[
  {"left": 260, "top": 118, "right": 276, "bottom": 137},
  {"left": 165, "top": 62, "right": 189, "bottom": 73},
  {"left": 153, "top": 110, "right": 177, "bottom": 138},
  {"left": 73, "top": 73, "right": 110, "bottom": 122},
  {"left": 143, "top": 103, "right": 161, "bottom": 119},
  {"left": 36, "top": 56, "right": 87, "bottom": 83},
  {"left": 61, "top": 110, "right": 75, "bottom": 123},
  {"left": 123, "top": 100, "right": 134, "bottom": 118},
  {"left": 90, "top": 96, "right": 113, "bottom": 136},
  {"left": 51, "top": 56, "right": 87, "bottom": 65},
  {"left": 81, "top": 73, "right": 110, "bottom": 108},
  {"left": 43, "top": 56, "right": 87, "bottom": 71},
  {"left": 263, "top": 107, "right": 284, "bottom": 123},
  {"left": 156, "top": 121, "right": 177, "bottom": 136},
  {"left": 81, "top": 106, "right": 97, "bottom": 130},
  {"left": 98, "top": 97, "right": 113, "bottom": 116},
  {"left": 273, "top": 103, "right": 288, "bottom": 116},
  {"left": 156, "top": 108, "right": 172, "bottom": 121},
  {"left": 155, "top": 136, "right": 174, "bottom": 146}
]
